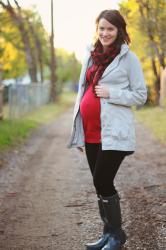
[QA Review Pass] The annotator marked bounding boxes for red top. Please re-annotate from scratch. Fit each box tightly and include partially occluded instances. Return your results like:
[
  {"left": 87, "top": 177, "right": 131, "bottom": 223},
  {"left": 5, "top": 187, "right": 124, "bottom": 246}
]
[{"left": 80, "top": 65, "right": 101, "bottom": 143}]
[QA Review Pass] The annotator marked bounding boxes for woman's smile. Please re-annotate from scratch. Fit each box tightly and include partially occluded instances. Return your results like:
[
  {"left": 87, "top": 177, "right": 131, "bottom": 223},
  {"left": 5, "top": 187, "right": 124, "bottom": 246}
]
[{"left": 97, "top": 18, "right": 118, "bottom": 51}]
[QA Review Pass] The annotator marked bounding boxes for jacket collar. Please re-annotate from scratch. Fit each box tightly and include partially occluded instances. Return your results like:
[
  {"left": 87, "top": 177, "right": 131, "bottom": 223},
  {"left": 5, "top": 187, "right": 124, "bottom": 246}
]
[
  {"left": 87, "top": 43, "right": 129, "bottom": 56},
  {"left": 102, "top": 44, "right": 129, "bottom": 78},
  {"left": 86, "top": 43, "right": 129, "bottom": 78}
]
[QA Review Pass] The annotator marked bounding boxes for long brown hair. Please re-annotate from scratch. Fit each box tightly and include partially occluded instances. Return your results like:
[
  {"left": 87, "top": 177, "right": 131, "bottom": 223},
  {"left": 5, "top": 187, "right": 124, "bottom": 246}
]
[{"left": 94, "top": 9, "right": 131, "bottom": 48}]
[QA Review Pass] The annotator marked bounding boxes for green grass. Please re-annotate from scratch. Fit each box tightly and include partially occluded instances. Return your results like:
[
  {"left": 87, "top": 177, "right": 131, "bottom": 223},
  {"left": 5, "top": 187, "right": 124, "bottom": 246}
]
[
  {"left": 135, "top": 106, "right": 166, "bottom": 145},
  {"left": 2, "top": 97, "right": 165, "bottom": 150},
  {"left": 0, "top": 92, "right": 76, "bottom": 151}
]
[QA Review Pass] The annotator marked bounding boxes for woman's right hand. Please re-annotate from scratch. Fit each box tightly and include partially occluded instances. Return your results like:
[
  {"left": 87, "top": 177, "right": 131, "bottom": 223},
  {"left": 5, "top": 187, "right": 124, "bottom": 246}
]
[{"left": 77, "top": 147, "right": 84, "bottom": 153}]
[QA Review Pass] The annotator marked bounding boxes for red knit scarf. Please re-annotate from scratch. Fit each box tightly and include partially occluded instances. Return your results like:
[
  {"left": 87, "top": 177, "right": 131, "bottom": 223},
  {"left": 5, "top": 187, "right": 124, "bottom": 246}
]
[{"left": 89, "top": 41, "right": 120, "bottom": 96}]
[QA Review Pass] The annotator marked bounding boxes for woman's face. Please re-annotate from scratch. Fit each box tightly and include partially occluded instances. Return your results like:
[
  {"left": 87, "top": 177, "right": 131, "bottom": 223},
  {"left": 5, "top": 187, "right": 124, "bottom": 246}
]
[{"left": 97, "top": 18, "right": 118, "bottom": 51}]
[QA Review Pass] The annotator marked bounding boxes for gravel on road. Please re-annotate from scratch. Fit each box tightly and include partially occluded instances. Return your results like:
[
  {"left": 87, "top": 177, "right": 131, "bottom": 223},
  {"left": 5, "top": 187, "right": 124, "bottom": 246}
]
[{"left": 0, "top": 108, "right": 165, "bottom": 250}]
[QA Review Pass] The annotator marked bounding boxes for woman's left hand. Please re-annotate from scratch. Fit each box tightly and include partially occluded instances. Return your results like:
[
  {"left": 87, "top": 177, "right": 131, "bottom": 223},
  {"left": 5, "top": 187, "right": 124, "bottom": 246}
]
[{"left": 94, "top": 84, "right": 110, "bottom": 98}]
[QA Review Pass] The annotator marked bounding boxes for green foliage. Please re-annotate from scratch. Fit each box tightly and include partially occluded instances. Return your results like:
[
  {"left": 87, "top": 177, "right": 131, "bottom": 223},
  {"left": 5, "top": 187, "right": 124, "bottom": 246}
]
[
  {"left": 0, "top": 7, "right": 50, "bottom": 80},
  {"left": 56, "top": 49, "right": 81, "bottom": 83},
  {"left": 22, "top": 8, "right": 51, "bottom": 74},
  {"left": 42, "top": 48, "right": 81, "bottom": 95},
  {"left": 0, "top": 7, "right": 81, "bottom": 92},
  {"left": 0, "top": 11, "right": 27, "bottom": 78}
]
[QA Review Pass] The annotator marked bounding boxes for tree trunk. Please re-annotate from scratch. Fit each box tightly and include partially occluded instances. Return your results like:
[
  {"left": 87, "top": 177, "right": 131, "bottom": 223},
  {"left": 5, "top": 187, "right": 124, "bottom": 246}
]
[
  {"left": 138, "top": 1, "right": 165, "bottom": 104},
  {"left": 26, "top": 17, "right": 44, "bottom": 82},
  {"left": 151, "top": 58, "right": 160, "bottom": 105},
  {"left": 14, "top": 1, "right": 38, "bottom": 82}
]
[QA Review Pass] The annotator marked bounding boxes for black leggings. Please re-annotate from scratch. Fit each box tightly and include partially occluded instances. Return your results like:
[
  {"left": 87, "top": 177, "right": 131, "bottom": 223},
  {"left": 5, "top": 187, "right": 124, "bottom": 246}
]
[{"left": 85, "top": 143, "right": 133, "bottom": 197}]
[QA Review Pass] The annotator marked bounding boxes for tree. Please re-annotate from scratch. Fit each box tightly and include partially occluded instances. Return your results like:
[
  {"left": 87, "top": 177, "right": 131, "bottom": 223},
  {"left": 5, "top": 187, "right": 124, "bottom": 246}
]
[
  {"left": 0, "top": 1, "right": 50, "bottom": 82},
  {"left": 56, "top": 49, "right": 81, "bottom": 83},
  {"left": 137, "top": 0, "right": 166, "bottom": 104},
  {"left": 0, "top": 0, "right": 38, "bottom": 82},
  {"left": 120, "top": 0, "right": 166, "bottom": 105},
  {"left": 23, "top": 9, "right": 48, "bottom": 83}
]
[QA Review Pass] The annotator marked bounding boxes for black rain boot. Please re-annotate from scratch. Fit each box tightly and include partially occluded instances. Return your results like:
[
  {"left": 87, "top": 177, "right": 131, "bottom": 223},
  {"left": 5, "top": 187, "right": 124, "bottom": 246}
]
[
  {"left": 85, "top": 196, "right": 109, "bottom": 250},
  {"left": 101, "top": 193, "right": 127, "bottom": 250}
]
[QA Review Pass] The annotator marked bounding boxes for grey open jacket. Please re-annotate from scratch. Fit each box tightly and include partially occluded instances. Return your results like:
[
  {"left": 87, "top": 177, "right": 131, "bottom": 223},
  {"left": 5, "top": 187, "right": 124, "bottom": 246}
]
[{"left": 68, "top": 44, "right": 147, "bottom": 151}]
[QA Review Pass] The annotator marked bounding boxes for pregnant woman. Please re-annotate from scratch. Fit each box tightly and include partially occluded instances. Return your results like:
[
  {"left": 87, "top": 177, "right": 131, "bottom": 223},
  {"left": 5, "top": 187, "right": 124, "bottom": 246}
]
[{"left": 68, "top": 9, "right": 147, "bottom": 250}]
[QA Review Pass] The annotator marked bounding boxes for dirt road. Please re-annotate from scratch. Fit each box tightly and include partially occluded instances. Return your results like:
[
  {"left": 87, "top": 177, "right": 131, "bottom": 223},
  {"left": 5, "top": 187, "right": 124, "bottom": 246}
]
[{"left": 0, "top": 108, "right": 165, "bottom": 250}]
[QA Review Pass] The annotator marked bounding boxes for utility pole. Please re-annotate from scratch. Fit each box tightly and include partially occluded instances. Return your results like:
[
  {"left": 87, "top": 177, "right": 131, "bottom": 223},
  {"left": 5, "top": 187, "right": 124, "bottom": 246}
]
[
  {"left": 50, "top": 0, "right": 57, "bottom": 102},
  {"left": 0, "top": 63, "right": 4, "bottom": 120}
]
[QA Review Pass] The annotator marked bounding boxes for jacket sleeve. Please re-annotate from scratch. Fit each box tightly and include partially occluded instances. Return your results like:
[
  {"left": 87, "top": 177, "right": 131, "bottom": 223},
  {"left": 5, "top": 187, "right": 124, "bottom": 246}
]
[{"left": 107, "top": 52, "right": 147, "bottom": 107}]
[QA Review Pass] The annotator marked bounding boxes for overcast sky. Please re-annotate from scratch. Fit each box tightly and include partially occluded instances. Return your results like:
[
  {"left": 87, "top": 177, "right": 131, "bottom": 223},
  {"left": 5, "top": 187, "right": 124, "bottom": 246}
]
[{"left": 17, "top": 0, "right": 121, "bottom": 61}]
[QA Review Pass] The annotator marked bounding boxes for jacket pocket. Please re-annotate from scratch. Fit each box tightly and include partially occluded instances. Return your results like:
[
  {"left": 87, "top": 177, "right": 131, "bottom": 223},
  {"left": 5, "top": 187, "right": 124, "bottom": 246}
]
[{"left": 111, "top": 124, "right": 129, "bottom": 140}]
